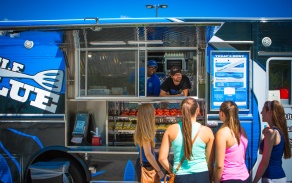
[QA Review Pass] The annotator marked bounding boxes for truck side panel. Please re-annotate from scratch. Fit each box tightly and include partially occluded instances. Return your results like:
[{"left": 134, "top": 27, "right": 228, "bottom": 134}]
[{"left": 0, "top": 30, "right": 67, "bottom": 182}]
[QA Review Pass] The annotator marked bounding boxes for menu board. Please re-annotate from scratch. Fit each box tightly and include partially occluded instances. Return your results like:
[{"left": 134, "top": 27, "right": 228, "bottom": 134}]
[{"left": 210, "top": 51, "right": 250, "bottom": 111}]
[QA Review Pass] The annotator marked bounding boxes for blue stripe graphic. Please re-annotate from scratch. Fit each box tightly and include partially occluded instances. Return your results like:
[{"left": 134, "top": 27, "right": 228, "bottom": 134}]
[
  {"left": 7, "top": 128, "right": 44, "bottom": 149},
  {"left": 0, "top": 142, "right": 20, "bottom": 175}
]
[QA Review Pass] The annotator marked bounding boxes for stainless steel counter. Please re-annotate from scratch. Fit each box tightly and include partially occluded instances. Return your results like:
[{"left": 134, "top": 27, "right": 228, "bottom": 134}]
[
  {"left": 67, "top": 146, "right": 173, "bottom": 154},
  {"left": 68, "top": 146, "right": 139, "bottom": 154}
]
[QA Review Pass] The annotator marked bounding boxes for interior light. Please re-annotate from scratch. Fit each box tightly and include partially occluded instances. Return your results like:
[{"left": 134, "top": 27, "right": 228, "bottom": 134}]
[
  {"left": 90, "top": 41, "right": 126, "bottom": 46},
  {"left": 127, "top": 40, "right": 163, "bottom": 45}
]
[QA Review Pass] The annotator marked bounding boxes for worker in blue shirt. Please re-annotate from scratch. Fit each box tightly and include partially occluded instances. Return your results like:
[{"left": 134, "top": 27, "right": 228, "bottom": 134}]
[
  {"left": 145, "top": 60, "right": 161, "bottom": 96},
  {"left": 128, "top": 60, "right": 161, "bottom": 96}
]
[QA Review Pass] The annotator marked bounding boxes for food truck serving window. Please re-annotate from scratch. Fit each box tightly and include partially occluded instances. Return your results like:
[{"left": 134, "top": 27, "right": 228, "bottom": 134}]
[
  {"left": 267, "top": 58, "right": 292, "bottom": 104},
  {"left": 78, "top": 50, "right": 139, "bottom": 97}
]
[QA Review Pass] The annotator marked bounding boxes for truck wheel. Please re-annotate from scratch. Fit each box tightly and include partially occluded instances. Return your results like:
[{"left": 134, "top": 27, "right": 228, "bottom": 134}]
[
  {"left": 65, "top": 158, "right": 87, "bottom": 183},
  {"left": 48, "top": 157, "right": 87, "bottom": 183}
]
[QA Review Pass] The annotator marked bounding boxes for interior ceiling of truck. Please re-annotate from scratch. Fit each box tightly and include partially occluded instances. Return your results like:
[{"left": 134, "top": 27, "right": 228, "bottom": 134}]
[{"left": 80, "top": 25, "right": 207, "bottom": 49}]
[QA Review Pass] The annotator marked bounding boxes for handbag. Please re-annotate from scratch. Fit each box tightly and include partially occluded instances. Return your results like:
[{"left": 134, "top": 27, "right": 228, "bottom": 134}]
[
  {"left": 164, "top": 125, "right": 201, "bottom": 183},
  {"left": 140, "top": 146, "right": 161, "bottom": 183}
]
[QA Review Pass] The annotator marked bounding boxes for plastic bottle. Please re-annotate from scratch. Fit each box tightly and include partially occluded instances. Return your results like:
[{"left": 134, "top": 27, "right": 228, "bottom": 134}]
[{"left": 123, "top": 87, "right": 128, "bottom": 95}]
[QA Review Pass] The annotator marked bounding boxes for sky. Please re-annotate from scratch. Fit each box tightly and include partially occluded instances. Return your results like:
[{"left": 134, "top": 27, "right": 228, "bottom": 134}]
[{"left": 1, "top": 0, "right": 292, "bottom": 21}]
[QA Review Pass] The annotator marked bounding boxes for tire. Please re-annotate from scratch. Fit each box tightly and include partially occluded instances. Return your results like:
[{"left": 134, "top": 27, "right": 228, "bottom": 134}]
[
  {"left": 24, "top": 148, "right": 90, "bottom": 183},
  {"left": 66, "top": 159, "right": 87, "bottom": 183},
  {"left": 48, "top": 158, "right": 87, "bottom": 183}
]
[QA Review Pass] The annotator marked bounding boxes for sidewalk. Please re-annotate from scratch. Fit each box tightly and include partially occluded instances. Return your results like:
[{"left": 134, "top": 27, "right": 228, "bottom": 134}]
[
  {"left": 91, "top": 181, "right": 139, "bottom": 183},
  {"left": 91, "top": 182, "right": 164, "bottom": 183}
]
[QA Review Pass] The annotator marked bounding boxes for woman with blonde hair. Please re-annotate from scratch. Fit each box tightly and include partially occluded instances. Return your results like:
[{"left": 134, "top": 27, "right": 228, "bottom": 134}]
[
  {"left": 214, "top": 100, "right": 250, "bottom": 183},
  {"left": 253, "top": 100, "right": 291, "bottom": 183},
  {"left": 159, "top": 97, "right": 214, "bottom": 183},
  {"left": 134, "top": 103, "right": 164, "bottom": 182}
]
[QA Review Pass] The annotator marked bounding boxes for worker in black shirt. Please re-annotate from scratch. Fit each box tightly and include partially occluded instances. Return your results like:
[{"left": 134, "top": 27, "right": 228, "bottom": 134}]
[{"left": 159, "top": 66, "right": 191, "bottom": 97}]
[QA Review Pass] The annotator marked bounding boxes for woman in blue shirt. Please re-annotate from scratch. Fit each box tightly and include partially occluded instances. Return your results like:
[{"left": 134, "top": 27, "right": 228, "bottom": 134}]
[
  {"left": 134, "top": 103, "right": 164, "bottom": 182},
  {"left": 253, "top": 100, "right": 291, "bottom": 183}
]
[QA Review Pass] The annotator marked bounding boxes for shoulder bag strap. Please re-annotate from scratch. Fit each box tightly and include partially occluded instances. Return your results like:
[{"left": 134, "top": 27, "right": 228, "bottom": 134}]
[
  {"left": 140, "top": 146, "right": 143, "bottom": 166},
  {"left": 173, "top": 125, "right": 201, "bottom": 174}
]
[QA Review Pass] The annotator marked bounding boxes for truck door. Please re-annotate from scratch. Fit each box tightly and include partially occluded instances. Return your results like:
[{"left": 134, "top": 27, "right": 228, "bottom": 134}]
[{"left": 266, "top": 57, "right": 292, "bottom": 181}]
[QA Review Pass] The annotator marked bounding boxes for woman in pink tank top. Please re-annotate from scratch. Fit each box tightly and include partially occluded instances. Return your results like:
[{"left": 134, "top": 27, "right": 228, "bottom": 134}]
[{"left": 214, "top": 101, "right": 250, "bottom": 183}]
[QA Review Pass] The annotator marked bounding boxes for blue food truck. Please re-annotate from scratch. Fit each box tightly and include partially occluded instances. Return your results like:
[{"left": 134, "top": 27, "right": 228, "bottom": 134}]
[{"left": 0, "top": 17, "right": 291, "bottom": 182}]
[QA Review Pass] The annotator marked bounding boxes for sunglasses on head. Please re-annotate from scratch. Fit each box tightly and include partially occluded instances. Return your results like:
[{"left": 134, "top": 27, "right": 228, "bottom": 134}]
[{"left": 266, "top": 101, "right": 273, "bottom": 110}]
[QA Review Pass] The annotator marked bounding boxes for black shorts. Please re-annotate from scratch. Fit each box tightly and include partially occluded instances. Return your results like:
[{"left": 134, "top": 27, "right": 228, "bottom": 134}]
[
  {"left": 221, "top": 177, "right": 251, "bottom": 183},
  {"left": 175, "top": 171, "right": 210, "bottom": 183}
]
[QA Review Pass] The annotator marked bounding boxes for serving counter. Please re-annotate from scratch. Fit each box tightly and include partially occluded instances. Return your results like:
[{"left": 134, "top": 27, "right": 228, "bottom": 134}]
[
  {"left": 66, "top": 98, "right": 206, "bottom": 148},
  {"left": 68, "top": 146, "right": 139, "bottom": 154},
  {"left": 65, "top": 97, "right": 205, "bottom": 182}
]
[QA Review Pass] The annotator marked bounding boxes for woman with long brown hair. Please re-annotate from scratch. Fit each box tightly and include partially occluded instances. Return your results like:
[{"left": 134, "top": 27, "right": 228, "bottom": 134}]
[
  {"left": 134, "top": 103, "right": 164, "bottom": 182},
  {"left": 253, "top": 100, "right": 291, "bottom": 183},
  {"left": 214, "top": 100, "right": 250, "bottom": 183},
  {"left": 159, "top": 97, "right": 214, "bottom": 183}
]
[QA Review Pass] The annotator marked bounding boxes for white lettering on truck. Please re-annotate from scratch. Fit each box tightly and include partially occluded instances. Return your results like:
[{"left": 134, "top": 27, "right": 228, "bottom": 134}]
[
  {"left": 0, "top": 57, "right": 10, "bottom": 68},
  {"left": 0, "top": 57, "right": 62, "bottom": 113},
  {"left": 286, "top": 113, "right": 292, "bottom": 120},
  {"left": 0, "top": 79, "right": 59, "bottom": 113}
]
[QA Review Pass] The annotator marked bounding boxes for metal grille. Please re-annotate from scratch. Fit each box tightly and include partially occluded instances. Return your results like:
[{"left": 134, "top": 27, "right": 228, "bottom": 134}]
[
  {"left": 258, "top": 21, "right": 292, "bottom": 52},
  {"left": 76, "top": 25, "right": 206, "bottom": 95},
  {"left": 79, "top": 25, "right": 205, "bottom": 48}
]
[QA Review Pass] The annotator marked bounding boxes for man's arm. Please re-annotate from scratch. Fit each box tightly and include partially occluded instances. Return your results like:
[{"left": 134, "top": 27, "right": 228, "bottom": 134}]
[
  {"left": 159, "top": 89, "right": 168, "bottom": 97},
  {"left": 181, "top": 89, "right": 189, "bottom": 96},
  {"left": 159, "top": 79, "right": 168, "bottom": 97},
  {"left": 160, "top": 89, "right": 184, "bottom": 97},
  {"left": 180, "top": 76, "right": 191, "bottom": 96}
]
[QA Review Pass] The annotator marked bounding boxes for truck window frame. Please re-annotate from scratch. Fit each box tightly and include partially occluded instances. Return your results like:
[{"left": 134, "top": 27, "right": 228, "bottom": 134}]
[{"left": 266, "top": 57, "right": 292, "bottom": 105}]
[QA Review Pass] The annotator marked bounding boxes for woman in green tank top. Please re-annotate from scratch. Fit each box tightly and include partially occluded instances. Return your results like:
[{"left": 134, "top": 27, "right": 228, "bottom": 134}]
[{"left": 159, "top": 97, "right": 214, "bottom": 183}]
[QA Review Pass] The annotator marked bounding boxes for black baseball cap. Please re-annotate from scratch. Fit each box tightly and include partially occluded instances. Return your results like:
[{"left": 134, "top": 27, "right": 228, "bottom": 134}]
[{"left": 170, "top": 66, "right": 181, "bottom": 75}]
